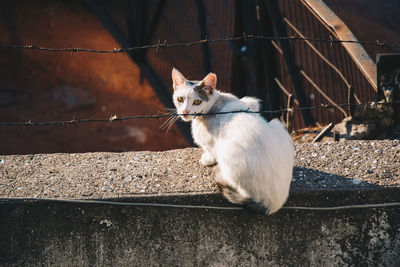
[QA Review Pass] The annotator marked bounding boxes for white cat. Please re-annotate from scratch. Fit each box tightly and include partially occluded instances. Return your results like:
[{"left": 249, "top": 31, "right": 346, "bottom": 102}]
[{"left": 171, "top": 68, "right": 294, "bottom": 214}]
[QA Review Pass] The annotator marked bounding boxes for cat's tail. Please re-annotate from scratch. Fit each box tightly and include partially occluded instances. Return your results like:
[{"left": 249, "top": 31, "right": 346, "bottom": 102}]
[
  {"left": 216, "top": 182, "right": 269, "bottom": 214},
  {"left": 240, "top": 96, "right": 261, "bottom": 112}
]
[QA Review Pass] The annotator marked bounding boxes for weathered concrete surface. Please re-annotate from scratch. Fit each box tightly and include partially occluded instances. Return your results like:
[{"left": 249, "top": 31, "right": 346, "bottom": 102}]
[
  {"left": 2, "top": 198, "right": 400, "bottom": 266},
  {"left": 1, "top": 140, "right": 399, "bottom": 198},
  {"left": 1, "top": 140, "right": 400, "bottom": 266}
]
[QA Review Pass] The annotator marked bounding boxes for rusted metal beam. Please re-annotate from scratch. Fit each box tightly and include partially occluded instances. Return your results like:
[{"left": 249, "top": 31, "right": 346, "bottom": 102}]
[
  {"left": 312, "top": 122, "right": 334, "bottom": 143},
  {"left": 301, "top": 0, "right": 377, "bottom": 91},
  {"left": 274, "top": 77, "right": 300, "bottom": 106},
  {"left": 300, "top": 70, "right": 348, "bottom": 116},
  {"left": 272, "top": 37, "right": 348, "bottom": 116},
  {"left": 283, "top": 17, "right": 361, "bottom": 104}
]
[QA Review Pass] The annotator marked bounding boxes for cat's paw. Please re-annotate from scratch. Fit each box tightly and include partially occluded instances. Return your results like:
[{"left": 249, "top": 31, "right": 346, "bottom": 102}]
[{"left": 200, "top": 152, "right": 217, "bottom": 166}]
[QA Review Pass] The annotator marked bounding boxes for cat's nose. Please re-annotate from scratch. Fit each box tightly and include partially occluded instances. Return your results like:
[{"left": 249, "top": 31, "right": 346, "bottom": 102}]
[{"left": 183, "top": 110, "right": 189, "bottom": 114}]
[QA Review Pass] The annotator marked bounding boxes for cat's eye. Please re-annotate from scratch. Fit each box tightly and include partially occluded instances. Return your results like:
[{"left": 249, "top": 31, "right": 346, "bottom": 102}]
[
  {"left": 193, "top": 99, "right": 202, "bottom": 105},
  {"left": 177, "top": 96, "right": 184, "bottom": 103}
]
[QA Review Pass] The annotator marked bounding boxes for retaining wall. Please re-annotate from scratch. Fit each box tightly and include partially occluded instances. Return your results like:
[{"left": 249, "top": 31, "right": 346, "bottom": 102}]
[{"left": 1, "top": 140, "right": 400, "bottom": 266}]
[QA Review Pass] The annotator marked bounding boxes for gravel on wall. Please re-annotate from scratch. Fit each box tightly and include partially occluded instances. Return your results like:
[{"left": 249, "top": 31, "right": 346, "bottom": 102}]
[{"left": 0, "top": 140, "right": 399, "bottom": 199}]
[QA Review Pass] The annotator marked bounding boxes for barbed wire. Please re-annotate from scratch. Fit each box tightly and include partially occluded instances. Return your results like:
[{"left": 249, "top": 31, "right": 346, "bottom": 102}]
[
  {"left": 0, "top": 34, "right": 399, "bottom": 54},
  {"left": 1, "top": 101, "right": 398, "bottom": 127},
  {"left": 1, "top": 197, "right": 400, "bottom": 211}
]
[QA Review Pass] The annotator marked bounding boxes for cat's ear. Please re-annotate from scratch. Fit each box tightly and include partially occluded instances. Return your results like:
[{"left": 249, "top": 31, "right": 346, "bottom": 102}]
[
  {"left": 201, "top": 72, "right": 217, "bottom": 92},
  {"left": 172, "top": 68, "right": 186, "bottom": 89}
]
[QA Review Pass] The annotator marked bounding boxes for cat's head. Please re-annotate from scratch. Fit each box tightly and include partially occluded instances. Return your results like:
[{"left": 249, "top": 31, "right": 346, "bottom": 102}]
[{"left": 171, "top": 68, "right": 217, "bottom": 122}]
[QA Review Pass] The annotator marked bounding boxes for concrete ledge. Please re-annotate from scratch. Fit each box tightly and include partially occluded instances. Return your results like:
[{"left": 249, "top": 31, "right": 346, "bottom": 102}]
[{"left": 1, "top": 140, "right": 400, "bottom": 266}]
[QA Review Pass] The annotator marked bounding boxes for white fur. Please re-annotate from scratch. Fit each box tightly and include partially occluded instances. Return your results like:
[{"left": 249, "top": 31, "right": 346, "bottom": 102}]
[
  {"left": 240, "top": 96, "right": 261, "bottom": 112},
  {"left": 172, "top": 68, "right": 294, "bottom": 214}
]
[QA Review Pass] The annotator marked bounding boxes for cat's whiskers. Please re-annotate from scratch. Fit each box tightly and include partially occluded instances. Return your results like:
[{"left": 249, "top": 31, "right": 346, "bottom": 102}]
[{"left": 160, "top": 110, "right": 179, "bottom": 133}]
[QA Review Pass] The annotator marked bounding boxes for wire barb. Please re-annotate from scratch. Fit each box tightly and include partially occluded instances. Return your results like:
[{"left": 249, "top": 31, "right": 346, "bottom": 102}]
[
  {"left": 242, "top": 32, "right": 248, "bottom": 42},
  {"left": 0, "top": 35, "right": 399, "bottom": 54},
  {"left": 109, "top": 115, "right": 118, "bottom": 122},
  {"left": 1, "top": 100, "right": 399, "bottom": 127}
]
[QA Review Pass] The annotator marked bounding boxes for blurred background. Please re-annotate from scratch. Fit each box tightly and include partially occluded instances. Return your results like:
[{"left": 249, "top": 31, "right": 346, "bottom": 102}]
[{"left": 0, "top": 0, "right": 399, "bottom": 154}]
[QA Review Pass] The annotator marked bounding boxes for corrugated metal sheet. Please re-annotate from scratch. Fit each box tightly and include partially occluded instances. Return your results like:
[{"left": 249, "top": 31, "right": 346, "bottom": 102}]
[
  {"left": 143, "top": 0, "right": 382, "bottom": 130},
  {"left": 276, "top": 0, "right": 377, "bottom": 129}
]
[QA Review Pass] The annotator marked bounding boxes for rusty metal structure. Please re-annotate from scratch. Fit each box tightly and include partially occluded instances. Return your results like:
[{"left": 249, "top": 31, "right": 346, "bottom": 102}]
[
  {"left": 83, "top": 0, "right": 398, "bottom": 136},
  {"left": 274, "top": 0, "right": 378, "bottom": 129}
]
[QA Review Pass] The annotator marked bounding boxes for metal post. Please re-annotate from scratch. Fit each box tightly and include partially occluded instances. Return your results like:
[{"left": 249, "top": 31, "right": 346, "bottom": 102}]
[{"left": 286, "top": 94, "right": 294, "bottom": 133}]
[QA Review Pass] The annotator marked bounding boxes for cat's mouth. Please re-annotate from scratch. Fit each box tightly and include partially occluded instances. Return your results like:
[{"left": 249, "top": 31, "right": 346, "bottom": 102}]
[{"left": 180, "top": 114, "right": 193, "bottom": 122}]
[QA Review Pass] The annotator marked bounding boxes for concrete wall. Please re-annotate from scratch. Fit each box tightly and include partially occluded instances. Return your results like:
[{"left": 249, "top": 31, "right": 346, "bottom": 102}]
[
  {"left": 2, "top": 194, "right": 400, "bottom": 266},
  {"left": 1, "top": 140, "right": 400, "bottom": 266}
]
